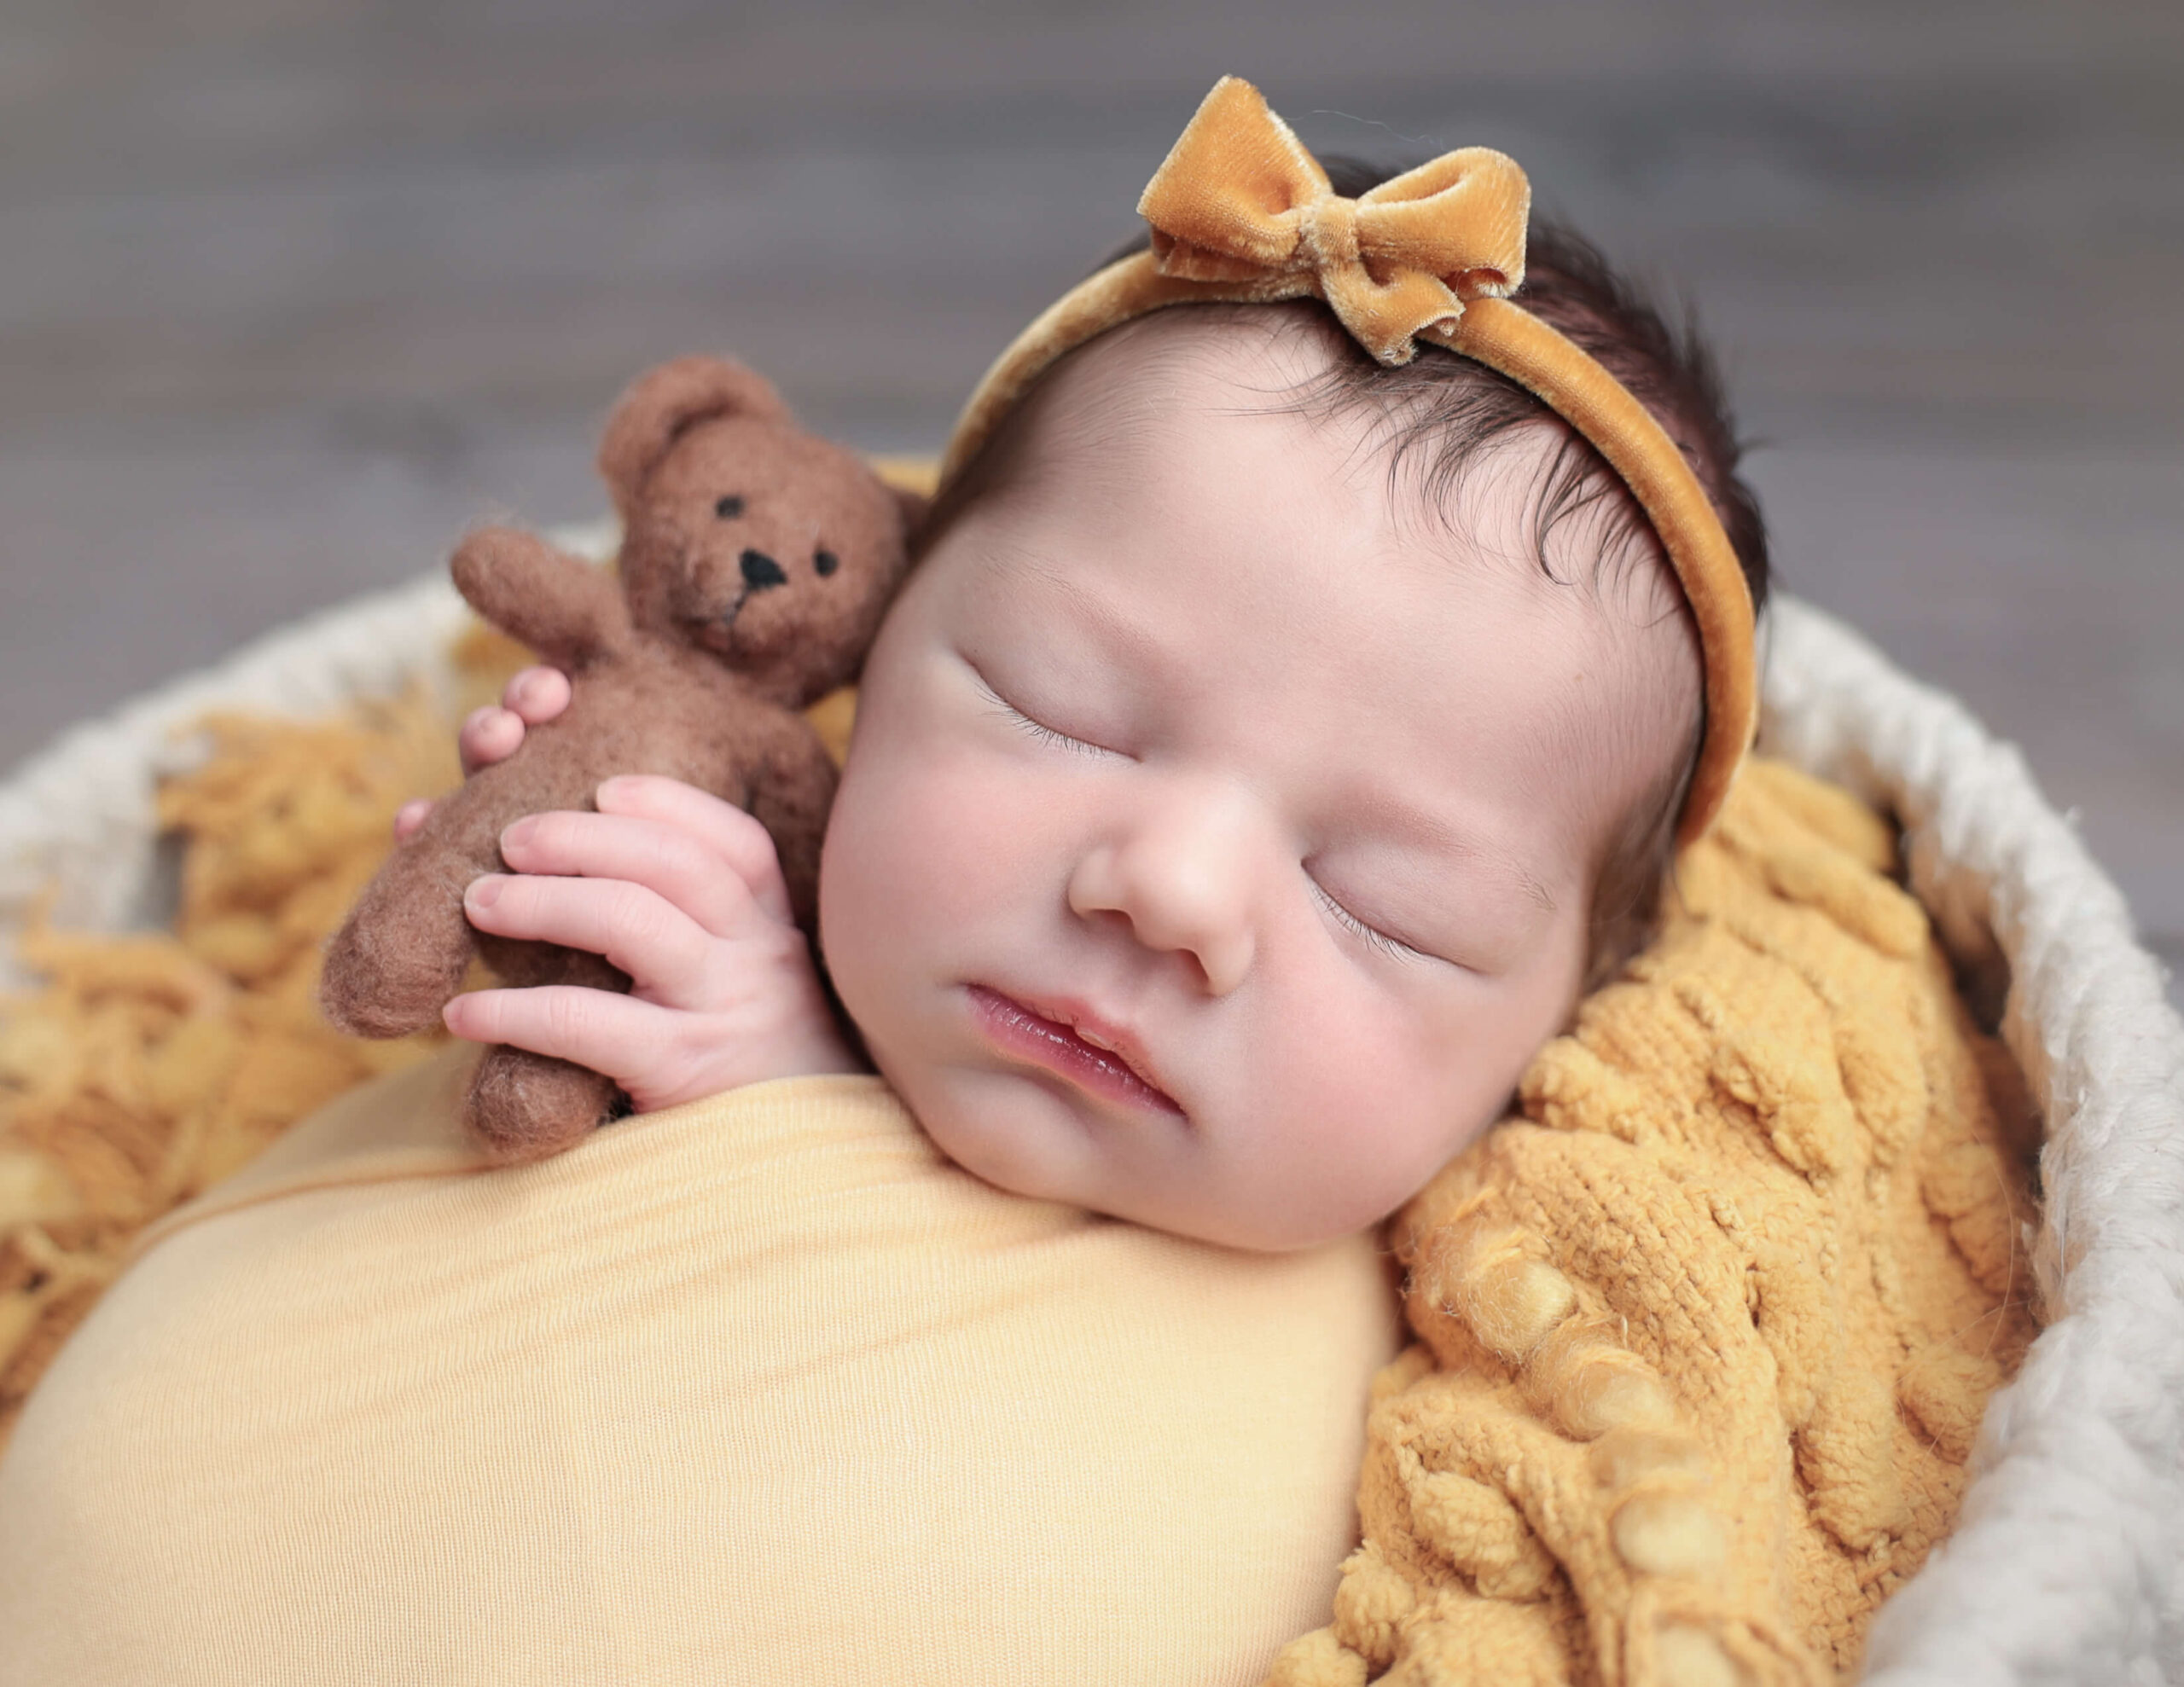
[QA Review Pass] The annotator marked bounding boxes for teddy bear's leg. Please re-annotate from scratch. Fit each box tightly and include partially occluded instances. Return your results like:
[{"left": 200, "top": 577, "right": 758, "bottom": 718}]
[
  {"left": 464, "top": 1048, "right": 624, "bottom": 1165},
  {"left": 319, "top": 842, "right": 485, "bottom": 1038},
  {"left": 462, "top": 945, "right": 630, "bottom": 1164},
  {"left": 318, "top": 770, "right": 566, "bottom": 1040}
]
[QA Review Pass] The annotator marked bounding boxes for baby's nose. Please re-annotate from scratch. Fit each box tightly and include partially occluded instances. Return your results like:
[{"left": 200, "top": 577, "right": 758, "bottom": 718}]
[
  {"left": 740, "top": 548, "right": 787, "bottom": 591},
  {"left": 1067, "top": 798, "right": 1258, "bottom": 996}
]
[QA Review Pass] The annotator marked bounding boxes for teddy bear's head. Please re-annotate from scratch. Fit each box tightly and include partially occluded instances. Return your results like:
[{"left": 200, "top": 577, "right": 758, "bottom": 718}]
[{"left": 597, "top": 357, "right": 921, "bottom": 707}]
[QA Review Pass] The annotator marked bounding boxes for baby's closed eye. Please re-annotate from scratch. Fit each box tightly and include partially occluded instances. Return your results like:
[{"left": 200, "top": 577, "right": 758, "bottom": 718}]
[
  {"left": 1308, "top": 874, "right": 1433, "bottom": 964},
  {"left": 1304, "top": 848, "right": 1538, "bottom": 977},
  {"left": 967, "top": 658, "right": 1127, "bottom": 759}
]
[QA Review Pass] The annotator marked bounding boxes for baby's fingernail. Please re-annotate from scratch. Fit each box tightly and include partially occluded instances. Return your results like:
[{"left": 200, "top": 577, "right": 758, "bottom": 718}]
[
  {"left": 502, "top": 816, "right": 537, "bottom": 850},
  {"left": 467, "top": 874, "right": 505, "bottom": 908}
]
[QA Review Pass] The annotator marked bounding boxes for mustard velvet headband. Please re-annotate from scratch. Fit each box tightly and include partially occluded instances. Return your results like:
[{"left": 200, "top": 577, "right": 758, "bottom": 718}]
[{"left": 938, "top": 75, "right": 1757, "bottom": 845}]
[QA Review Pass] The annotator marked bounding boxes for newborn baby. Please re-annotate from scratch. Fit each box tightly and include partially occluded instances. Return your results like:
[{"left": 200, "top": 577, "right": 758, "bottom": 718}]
[
  {"left": 0, "top": 83, "right": 1777, "bottom": 1687},
  {"left": 432, "top": 232, "right": 1762, "bottom": 1255}
]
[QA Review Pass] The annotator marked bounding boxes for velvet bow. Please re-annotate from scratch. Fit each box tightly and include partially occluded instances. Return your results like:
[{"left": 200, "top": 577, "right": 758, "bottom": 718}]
[{"left": 1136, "top": 78, "right": 1532, "bottom": 365}]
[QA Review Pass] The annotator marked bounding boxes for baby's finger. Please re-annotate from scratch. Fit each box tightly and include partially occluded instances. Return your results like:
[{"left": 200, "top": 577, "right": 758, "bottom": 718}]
[
  {"left": 443, "top": 984, "right": 677, "bottom": 1088},
  {"left": 459, "top": 705, "right": 526, "bottom": 774},
  {"left": 502, "top": 665, "right": 572, "bottom": 725},
  {"left": 463, "top": 873, "right": 717, "bottom": 1007},
  {"left": 392, "top": 797, "right": 433, "bottom": 841},
  {"left": 595, "top": 776, "right": 795, "bottom": 925},
  {"left": 497, "top": 809, "right": 769, "bottom": 939}
]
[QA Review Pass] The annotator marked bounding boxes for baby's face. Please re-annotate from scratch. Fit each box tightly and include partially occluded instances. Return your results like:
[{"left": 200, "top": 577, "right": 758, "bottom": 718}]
[{"left": 821, "top": 316, "right": 1695, "bottom": 1250}]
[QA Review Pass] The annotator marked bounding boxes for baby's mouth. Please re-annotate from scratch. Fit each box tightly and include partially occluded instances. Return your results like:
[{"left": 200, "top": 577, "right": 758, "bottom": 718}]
[{"left": 967, "top": 985, "right": 1184, "bottom": 1118}]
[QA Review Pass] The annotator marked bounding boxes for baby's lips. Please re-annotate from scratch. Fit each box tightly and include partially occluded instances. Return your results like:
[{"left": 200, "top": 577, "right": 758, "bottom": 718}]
[{"left": 969, "top": 983, "right": 1186, "bottom": 1117}]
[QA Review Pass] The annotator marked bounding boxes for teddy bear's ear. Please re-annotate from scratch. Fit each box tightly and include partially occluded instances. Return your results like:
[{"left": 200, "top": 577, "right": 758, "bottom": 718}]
[{"left": 597, "top": 357, "right": 791, "bottom": 519}]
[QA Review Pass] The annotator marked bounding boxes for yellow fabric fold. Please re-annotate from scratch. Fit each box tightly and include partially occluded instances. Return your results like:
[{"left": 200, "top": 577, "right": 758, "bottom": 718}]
[{"left": 0, "top": 1052, "right": 1400, "bottom": 1687}]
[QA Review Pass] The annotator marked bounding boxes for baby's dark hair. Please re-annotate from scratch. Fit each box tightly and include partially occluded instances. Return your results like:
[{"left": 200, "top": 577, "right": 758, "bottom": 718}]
[{"left": 941, "top": 154, "right": 1771, "bottom": 988}]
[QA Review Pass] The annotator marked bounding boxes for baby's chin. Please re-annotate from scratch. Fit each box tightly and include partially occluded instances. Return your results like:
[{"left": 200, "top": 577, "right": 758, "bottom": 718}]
[
  {"left": 878, "top": 1056, "right": 1107, "bottom": 1205},
  {"left": 921, "top": 1089, "right": 1425, "bottom": 1255},
  {"left": 885, "top": 1063, "right": 1213, "bottom": 1242},
  {"left": 1122, "top": 1113, "right": 1511, "bottom": 1254}
]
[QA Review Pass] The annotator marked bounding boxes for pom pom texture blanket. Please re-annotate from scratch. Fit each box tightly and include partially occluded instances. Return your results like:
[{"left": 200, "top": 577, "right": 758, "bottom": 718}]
[{"left": 1270, "top": 762, "right": 2042, "bottom": 1686}]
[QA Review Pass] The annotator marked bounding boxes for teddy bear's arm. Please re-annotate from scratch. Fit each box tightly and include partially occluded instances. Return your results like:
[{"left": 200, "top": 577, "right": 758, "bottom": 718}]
[{"left": 451, "top": 527, "right": 632, "bottom": 669}]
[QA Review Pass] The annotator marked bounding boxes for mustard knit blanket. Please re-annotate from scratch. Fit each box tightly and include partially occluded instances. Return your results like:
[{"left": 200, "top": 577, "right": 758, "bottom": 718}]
[{"left": 1272, "top": 760, "right": 2039, "bottom": 1687}]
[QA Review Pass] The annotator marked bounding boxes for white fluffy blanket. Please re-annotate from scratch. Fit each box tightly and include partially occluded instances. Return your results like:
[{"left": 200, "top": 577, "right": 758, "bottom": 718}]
[{"left": 2, "top": 564, "right": 2180, "bottom": 1684}]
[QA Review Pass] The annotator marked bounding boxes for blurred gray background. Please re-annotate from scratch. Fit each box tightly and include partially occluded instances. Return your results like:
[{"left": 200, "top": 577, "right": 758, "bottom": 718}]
[{"left": 2, "top": 0, "right": 2179, "bottom": 998}]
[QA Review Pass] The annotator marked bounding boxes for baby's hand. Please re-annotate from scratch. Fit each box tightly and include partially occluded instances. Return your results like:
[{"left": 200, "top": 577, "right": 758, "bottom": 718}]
[
  {"left": 392, "top": 665, "right": 572, "bottom": 840},
  {"left": 443, "top": 775, "right": 863, "bottom": 1112}
]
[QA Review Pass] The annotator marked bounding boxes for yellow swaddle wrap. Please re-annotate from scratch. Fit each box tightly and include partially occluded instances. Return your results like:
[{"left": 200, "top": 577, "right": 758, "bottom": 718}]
[{"left": 0, "top": 1050, "right": 1400, "bottom": 1685}]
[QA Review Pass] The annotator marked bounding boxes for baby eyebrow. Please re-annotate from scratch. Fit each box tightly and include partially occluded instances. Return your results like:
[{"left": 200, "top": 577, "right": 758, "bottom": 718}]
[
  {"left": 1016, "top": 554, "right": 1177, "bottom": 680},
  {"left": 1349, "top": 798, "right": 1560, "bottom": 917},
  {"left": 1496, "top": 856, "right": 1559, "bottom": 915}
]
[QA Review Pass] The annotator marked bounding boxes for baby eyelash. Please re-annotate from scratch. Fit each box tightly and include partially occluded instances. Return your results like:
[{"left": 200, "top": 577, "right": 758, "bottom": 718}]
[
  {"left": 1007, "top": 709, "right": 1101, "bottom": 756},
  {"left": 971, "top": 666, "right": 1107, "bottom": 758},
  {"left": 1313, "top": 881, "right": 1422, "bottom": 963}
]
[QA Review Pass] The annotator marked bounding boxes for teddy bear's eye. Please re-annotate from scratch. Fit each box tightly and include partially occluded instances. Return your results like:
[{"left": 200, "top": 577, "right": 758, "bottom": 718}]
[
  {"left": 714, "top": 495, "right": 745, "bottom": 519},
  {"left": 814, "top": 549, "right": 839, "bottom": 577}
]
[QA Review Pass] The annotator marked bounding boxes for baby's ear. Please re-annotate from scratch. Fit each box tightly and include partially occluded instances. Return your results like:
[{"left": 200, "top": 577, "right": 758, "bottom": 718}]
[{"left": 597, "top": 357, "right": 789, "bottom": 522}]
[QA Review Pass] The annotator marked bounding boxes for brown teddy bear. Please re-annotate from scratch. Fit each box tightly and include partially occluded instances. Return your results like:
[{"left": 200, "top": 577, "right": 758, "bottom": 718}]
[{"left": 319, "top": 356, "right": 920, "bottom": 1163}]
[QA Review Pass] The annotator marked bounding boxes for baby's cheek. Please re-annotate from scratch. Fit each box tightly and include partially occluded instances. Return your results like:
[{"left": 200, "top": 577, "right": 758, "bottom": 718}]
[
  {"left": 824, "top": 723, "right": 1066, "bottom": 1033},
  {"left": 839, "top": 747, "right": 1027, "bottom": 927},
  {"left": 1248, "top": 986, "right": 1509, "bottom": 1240}
]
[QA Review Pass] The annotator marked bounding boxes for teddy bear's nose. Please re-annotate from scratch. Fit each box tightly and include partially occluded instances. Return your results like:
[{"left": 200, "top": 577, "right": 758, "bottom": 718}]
[{"left": 740, "top": 548, "right": 787, "bottom": 591}]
